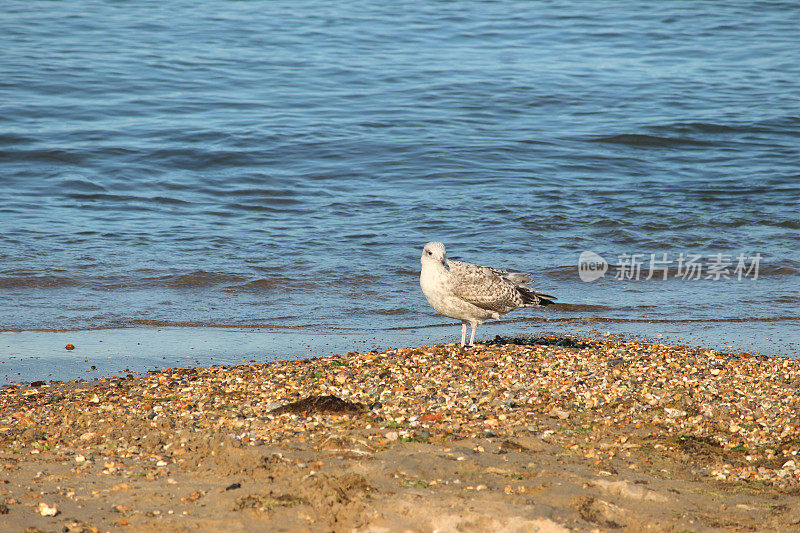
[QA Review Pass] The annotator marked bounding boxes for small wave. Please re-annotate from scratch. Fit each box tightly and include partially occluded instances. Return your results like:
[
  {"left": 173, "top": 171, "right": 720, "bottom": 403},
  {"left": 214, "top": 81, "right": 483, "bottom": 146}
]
[
  {"left": 154, "top": 271, "right": 247, "bottom": 288},
  {"left": 775, "top": 220, "right": 800, "bottom": 230},
  {"left": 227, "top": 188, "right": 303, "bottom": 204},
  {"left": 758, "top": 262, "right": 800, "bottom": 276},
  {"left": 150, "top": 196, "right": 193, "bottom": 206},
  {"left": 230, "top": 202, "right": 308, "bottom": 214},
  {"left": 229, "top": 278, "right": 289, "bottom": 292},
  {"left": 771, "top": 296, "right": 800, "bottom": 304},
  {"left": 0, "top": 132, "right": 36, "bottom": 146},
  {"left": 327, "top": 272, "right": 387, "bottom": 287},
  {"left": 64, "top": 192, "right": 192, "bottom": 206},
  {"left": 232, "top": 278, "right": 283, "bottom": 290},
  {"left": 58, "top": 178, "right": 107, "bottom": 193},
  {"left": 62, "top": 192, "right": 135, "bottom": 202},
  {"left": 391, "top": 267, "right": 419, "bottom": 278},
  {"left": 587, "top": 134, "right": 716, "bottom": 148},
  {"left": 0, "top": 272, "right": 320, "bottom": 292},
  {"left": 0, "top": 275, "right": 78, "bottom": 289},
  {"left": 144, "top": 148, "right": 261, "bottom": 169},
  {"left": 1, "top": 148, "right": 87, "bottom": 164},
  {"left": 652, "top": 121, "right": 743, "bottom": 135},
  {"left": 227, "top": 278, "right": 320, "bottom": 292},
  {"left": 653, "top": 116, "right": 800, "bottom": 136},
  {"left": 376, "top": 308, "right": 411, "bottom": 315},
  {"left": 692, "top": 218, "right": 800, "bottom": 230},
  {"left": 541, "top": 265, "right": 584, "bottom": 281}
]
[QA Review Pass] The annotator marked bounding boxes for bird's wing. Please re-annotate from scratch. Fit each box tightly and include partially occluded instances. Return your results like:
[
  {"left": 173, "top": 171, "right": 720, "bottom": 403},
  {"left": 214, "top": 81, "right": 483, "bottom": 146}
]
[{"left": 447, "top": 260, "right": 524, "bottom": 312}]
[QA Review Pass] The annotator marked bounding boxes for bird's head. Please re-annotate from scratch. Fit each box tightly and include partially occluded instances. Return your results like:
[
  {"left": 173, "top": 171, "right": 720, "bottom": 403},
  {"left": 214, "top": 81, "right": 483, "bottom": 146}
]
[{"left": 421, "top": 241, "right": 447, "bottom": 267}]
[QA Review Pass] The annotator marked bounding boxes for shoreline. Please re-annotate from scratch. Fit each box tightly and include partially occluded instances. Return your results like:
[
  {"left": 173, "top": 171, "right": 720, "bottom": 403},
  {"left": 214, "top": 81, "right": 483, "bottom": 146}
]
[
  {"left": 2, "top": 335, "right": 799, "bottom": 531},
  {"left": 3, "top": 321, "right": 797, "bottom": 386}
]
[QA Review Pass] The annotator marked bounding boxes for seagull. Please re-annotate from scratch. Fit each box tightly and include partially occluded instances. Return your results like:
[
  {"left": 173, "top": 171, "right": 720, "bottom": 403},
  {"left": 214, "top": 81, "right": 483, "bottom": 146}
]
[{"left": 420, "top": 241, "right": 556, "bottom": 346}]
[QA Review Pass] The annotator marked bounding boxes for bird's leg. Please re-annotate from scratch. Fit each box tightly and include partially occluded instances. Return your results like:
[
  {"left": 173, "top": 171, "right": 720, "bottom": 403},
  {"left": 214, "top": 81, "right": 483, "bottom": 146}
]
[
  {"left": 460, "top": 323, "right": 467, "bottom": 346},
  {"left": 469, "top": 323, "right": 477, "bottom": 346}
]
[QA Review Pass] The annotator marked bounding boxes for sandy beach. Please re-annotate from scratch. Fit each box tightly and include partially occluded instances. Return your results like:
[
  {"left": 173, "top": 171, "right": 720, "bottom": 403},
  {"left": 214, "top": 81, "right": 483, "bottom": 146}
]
[{"left": 2, "top": 335, "right": 799, "bottom": 532}]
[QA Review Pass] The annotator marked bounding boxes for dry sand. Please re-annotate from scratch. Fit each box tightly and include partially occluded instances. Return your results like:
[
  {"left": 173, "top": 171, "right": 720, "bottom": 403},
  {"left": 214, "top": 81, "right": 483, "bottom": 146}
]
[{"left": 2, "top": 335, "right": 800, "bottom": 532}]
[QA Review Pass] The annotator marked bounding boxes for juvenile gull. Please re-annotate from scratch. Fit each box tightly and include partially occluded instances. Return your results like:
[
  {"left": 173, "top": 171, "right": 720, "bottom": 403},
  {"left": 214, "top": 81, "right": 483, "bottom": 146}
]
[{"left": 420, "top": 241, "right": 556, "bottom": 346}]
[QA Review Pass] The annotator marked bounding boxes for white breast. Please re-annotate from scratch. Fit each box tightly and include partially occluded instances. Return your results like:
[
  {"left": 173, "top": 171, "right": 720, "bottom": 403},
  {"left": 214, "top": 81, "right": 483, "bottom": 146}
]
[
  {"left": 419, "top": 262, "right": 447, "bottom": 310},
  {"left": 420, "top": 262, "right": 497, "bottom": 324}
]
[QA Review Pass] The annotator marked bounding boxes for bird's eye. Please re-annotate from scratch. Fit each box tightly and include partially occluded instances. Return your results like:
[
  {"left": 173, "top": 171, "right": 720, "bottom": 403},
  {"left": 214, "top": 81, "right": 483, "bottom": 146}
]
[{"left": 426, "top": 250, "right": 432, "bottom": 255}]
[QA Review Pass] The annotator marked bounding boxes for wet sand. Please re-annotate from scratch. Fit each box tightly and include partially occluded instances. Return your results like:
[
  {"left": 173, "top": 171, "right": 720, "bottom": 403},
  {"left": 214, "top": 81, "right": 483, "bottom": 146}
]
[{"left": 2, "top": 336, "right": 799, "bottom": 532}]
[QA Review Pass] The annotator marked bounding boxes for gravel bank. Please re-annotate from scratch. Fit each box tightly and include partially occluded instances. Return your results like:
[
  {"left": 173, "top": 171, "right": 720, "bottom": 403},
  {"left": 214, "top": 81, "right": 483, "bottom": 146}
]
[{"left": 2, "top": 336, "right": 799, "bottom": 532}]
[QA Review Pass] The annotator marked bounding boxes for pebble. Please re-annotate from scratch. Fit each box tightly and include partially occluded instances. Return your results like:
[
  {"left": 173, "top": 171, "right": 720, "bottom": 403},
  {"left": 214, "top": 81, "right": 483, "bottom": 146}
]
[{"left": 37, "top": 501, "right": 59, "bottom": 516}]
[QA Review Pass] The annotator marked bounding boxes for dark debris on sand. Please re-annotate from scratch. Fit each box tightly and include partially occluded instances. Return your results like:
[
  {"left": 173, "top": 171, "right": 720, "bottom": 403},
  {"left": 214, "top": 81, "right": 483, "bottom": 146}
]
[
  {"left": 269, "top": 394, "right": 367, "bottom": 415},
  {"left": 486, "top": 335, "right": 591, "bottom": 349}
]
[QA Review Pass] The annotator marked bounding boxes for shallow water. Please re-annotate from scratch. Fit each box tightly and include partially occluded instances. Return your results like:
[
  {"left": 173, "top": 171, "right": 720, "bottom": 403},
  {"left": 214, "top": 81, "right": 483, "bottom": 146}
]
[{"left": 1, "top": 1, "right": 798, "bottom": 382}]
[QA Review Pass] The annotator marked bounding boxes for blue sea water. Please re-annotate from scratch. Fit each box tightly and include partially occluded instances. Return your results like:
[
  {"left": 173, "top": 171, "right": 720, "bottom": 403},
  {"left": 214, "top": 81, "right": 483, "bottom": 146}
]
[{"left": 1, "top": 1, "right": 798, "bottom": 382}]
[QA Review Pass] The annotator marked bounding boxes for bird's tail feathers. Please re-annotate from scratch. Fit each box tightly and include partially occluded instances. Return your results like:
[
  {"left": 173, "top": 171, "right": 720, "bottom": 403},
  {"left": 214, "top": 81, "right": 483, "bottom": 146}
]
[{"left": 519, "top": 287, "right": 557, "bottom": 307}]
